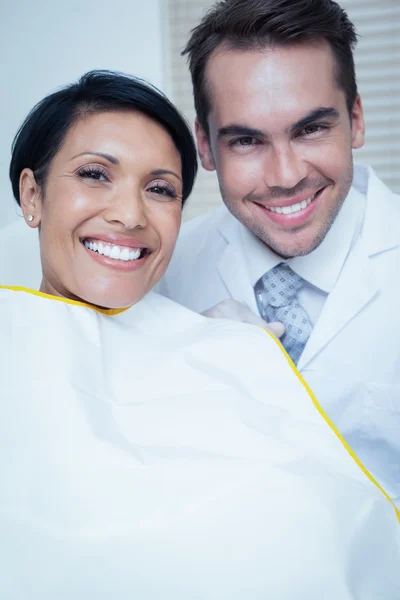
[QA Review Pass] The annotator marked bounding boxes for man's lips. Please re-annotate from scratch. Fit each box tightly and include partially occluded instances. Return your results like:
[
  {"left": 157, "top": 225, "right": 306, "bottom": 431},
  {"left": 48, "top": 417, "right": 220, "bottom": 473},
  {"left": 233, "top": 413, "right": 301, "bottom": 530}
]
[
  {"left": 253, "top": 188, "right": 325, "bottom": 210},
  {"left": 253, "top": 187, "right": 326, "bottom": 226}
]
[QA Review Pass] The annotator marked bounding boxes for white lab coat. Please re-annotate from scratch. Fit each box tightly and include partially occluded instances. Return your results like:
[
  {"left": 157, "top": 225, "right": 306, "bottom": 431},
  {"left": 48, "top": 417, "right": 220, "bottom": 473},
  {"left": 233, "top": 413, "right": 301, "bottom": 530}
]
[
  {"left": 159, "top": 165, "right": 400, "bottom": 500},
  {"left": 0, "top": 285, "right": 399, "bottom": 599}
]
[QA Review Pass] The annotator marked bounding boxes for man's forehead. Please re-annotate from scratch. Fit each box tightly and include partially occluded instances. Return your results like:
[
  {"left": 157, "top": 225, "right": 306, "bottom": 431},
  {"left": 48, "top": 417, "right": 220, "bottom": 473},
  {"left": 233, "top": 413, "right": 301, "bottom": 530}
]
[
  {"left": 205, "top": 42, "right": 342, "bottom": 128},
  {"left": 206, "top": 42, "right": 337, "bottom": 99},
  {"left": 207, "top": 39, "right": 335, "bottom": 74}
]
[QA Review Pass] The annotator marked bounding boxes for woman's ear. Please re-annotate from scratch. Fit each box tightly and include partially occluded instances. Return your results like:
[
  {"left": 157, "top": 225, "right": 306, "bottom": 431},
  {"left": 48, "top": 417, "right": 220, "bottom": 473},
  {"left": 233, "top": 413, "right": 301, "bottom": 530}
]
[{"left": 19, "top": 168, "right": 42, "bottom": 228}]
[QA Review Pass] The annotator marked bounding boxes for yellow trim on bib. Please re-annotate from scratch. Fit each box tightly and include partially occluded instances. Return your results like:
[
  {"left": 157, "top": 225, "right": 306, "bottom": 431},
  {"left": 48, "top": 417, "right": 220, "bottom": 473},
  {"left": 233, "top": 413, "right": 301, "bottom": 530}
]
[
  {"left": 0, "top": 285, "right": 130, "bottom": 316},
  {"left": 264, "top": 329, "right": 400, "bottom": 524}
]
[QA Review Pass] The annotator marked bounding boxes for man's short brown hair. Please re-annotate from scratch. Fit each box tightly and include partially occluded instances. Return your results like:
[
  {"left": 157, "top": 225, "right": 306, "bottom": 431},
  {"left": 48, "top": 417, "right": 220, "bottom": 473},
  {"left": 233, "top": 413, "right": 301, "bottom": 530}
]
[{"left": 182, "top": 0, "right": 358, "bottom": 135}]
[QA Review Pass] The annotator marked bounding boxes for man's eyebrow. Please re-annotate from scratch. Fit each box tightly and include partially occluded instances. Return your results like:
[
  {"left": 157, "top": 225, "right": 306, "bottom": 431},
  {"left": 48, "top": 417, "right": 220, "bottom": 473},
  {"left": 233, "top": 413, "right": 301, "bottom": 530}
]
[
  {"left": 217, "top": 109, "right": 339, "bottom": 140},
  {"left": 217, "top": 124, "right": 266, "bottom": 139},
  {"left": 289, "top": 107, "right": 340, "bottom": 133},
  {"left": 70, "top": 151, "right": 120, "bottom": 164}
]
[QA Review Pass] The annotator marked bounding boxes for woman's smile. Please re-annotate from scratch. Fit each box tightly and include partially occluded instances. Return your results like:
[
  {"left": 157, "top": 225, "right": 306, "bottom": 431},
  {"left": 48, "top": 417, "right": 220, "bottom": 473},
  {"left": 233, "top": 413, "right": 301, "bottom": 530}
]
[{"left": 81, "top": 235, "right": 151, "bottom": 272}]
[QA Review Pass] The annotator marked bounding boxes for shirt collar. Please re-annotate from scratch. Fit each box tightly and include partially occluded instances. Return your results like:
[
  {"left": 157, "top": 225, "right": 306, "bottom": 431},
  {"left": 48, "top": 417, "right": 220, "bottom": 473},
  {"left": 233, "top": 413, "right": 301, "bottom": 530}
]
[{"left": 240, "top": 185, "right": 366, "bottom": 293}]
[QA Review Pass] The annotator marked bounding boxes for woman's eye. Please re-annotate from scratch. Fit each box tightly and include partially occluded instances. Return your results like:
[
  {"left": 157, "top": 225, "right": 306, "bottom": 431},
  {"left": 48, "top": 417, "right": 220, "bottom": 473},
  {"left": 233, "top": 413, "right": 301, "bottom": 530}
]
[
  {"left": 77, "top": 167, "right": 108, "bottom": 181},
  {"left": 147, "top": 184, "right": 177, "bottom": 199}
]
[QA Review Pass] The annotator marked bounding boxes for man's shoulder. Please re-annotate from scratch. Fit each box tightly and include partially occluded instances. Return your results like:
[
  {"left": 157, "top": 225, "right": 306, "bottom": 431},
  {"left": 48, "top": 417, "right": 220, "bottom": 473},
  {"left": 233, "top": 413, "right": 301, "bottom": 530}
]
[
  {"left": 157, "top": 205, "right": 237, "bottom": 307},
  {"left": 169, "top": 204, "right": 233, "bottom": 267},
  {"left": 179, "top": 204, "right": 229, "bottom": 240},
  {"left": 355, "top": 164, "right": 400, "bottom": 216},
  {"left": 357, "top": 165, "right": 400, "bottom": 252}
]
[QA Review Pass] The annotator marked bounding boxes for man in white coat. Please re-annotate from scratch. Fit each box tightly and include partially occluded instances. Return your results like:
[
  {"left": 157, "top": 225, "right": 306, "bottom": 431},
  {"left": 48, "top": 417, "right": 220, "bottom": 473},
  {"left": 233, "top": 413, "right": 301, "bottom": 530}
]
[{"left": 158, "top": 0, "right": 400, "bottom": 500}]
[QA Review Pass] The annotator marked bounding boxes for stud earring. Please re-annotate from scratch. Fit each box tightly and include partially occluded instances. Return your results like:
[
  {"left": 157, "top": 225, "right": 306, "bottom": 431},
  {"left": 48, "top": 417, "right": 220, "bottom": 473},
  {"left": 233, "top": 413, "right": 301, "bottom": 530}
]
[{"left": 28, "top": 215, "right": 34, "bottom": 222}]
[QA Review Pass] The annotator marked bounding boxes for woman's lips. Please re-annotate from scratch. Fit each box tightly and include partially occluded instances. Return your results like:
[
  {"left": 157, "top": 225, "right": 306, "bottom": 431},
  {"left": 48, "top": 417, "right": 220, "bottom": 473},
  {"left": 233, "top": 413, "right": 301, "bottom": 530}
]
[
  {"left": 254, "top": 187, "right": 325, "bottom": 227},
  {"left": 82, "top": 239, "right": 150, "bottom": 272}
]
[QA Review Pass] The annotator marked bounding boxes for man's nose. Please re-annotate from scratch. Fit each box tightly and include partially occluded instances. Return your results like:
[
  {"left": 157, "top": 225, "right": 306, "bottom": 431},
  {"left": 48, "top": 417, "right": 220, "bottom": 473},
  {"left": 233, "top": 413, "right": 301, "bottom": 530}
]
[{"left": 264, "top": 143, "right": 308, "bottom": 191}]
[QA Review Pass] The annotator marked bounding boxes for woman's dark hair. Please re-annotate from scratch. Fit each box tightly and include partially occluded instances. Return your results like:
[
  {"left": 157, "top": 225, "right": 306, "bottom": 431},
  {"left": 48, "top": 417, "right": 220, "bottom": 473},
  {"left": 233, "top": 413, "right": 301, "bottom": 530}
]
[
  {"left": 10, "top": 70, "right": 198, "bottom": 206},
  {"left": 183, "top": 0, "right": 358, "bottom": 135}
]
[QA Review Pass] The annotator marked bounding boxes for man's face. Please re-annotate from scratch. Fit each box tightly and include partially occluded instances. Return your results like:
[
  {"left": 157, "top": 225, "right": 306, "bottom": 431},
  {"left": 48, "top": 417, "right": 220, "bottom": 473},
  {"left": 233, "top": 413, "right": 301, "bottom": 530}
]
[{"left": 196, "top": 41, "right": 365, "bottom": 258}]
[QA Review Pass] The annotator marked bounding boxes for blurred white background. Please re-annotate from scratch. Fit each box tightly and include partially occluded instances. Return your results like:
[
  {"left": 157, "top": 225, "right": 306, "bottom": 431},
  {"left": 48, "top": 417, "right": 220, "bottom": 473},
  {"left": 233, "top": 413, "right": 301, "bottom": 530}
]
[{"left": 0, "top": 0, "right": 165, "bottom": 227}]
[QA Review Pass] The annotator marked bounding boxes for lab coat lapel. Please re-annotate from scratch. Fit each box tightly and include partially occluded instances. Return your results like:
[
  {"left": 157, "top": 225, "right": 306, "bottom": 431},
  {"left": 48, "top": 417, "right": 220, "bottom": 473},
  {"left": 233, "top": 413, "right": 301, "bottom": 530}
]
[
  {"left": 299, "top": 169, "right": 399, "bottom": 370},
  {"left": 216, "top": 217, "right": 259, "bottom": 314},
  {"left": 298, "top": 239, "right": 378, "bottom": 369}
]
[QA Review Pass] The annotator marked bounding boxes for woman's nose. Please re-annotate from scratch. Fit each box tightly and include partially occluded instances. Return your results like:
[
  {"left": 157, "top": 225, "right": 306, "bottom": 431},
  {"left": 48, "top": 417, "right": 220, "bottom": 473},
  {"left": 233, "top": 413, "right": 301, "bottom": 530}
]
[{"left": 103, "top": 190, "right": 147, "bottom": 230}]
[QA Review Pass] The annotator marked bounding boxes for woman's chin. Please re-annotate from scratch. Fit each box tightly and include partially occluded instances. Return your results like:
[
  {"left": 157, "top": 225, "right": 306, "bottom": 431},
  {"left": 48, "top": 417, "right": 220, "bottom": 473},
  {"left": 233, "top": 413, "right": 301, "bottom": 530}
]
[
  {"left": 62, "top": 282, "right": 149, "bottom": 311},
  {"left": 40, "top": 267, "right": 163, "bottom": 310},
  {"left": 79, "top": 289, "right": 145, "bottom": 311}
]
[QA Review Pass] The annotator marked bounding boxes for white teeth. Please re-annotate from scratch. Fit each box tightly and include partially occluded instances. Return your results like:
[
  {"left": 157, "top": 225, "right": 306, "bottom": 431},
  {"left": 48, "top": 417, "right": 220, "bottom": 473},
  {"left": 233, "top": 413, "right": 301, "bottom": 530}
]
[
  {"left": 120, "top": 248, "right": 130, "bottom": 261},
  {"left": 83, "top": 240, "right": 144, "bottom": 262},
  {"left": 110, "top": 245, "right": 120, "bottom": 260},
  {"left": 267, "top": 193, "right": 316, "bottom": 214}
]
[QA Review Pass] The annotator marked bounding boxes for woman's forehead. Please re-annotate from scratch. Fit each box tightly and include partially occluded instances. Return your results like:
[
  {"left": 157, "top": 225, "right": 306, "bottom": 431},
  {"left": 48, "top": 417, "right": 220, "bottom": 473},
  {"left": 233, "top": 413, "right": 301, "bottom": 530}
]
[{"left": 54, "top": 110, "right": 182, "bottom": 168}]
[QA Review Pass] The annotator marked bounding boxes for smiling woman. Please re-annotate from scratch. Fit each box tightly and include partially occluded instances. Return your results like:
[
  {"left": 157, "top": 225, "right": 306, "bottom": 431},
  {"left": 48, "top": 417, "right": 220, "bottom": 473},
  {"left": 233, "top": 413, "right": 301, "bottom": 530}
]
[
  {"left": 1, "top": 70, "right": 399, "bottom": 599},
  {"left": 9, "top": 71, "right": 197, "bottom": 309}
]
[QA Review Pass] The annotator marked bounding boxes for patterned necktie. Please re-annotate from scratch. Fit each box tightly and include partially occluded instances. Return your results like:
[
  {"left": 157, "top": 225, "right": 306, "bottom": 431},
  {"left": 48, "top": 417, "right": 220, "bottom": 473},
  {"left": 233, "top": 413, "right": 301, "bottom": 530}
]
[{"left": 254, "top": 263, "right": 313, "bottom": 365}]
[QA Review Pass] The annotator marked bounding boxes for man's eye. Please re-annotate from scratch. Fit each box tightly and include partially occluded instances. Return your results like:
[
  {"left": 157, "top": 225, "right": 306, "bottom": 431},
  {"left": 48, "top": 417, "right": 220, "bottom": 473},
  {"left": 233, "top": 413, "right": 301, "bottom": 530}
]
[
  {"left": 230, "top": 136, "right": 257, "bottom": 148},
  {"left": 302, "top": 124, "right": 325, "bottom": 136},
  {"left": 238, "top": 136, "right": 254, "bottom": 146}
]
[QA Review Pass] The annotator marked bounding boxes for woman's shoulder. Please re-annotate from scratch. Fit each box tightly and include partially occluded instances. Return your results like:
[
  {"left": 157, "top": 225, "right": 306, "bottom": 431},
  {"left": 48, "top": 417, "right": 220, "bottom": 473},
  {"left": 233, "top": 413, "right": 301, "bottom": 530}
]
[{"left": 125, "top": 290, "right": 273, "bottom": 342}]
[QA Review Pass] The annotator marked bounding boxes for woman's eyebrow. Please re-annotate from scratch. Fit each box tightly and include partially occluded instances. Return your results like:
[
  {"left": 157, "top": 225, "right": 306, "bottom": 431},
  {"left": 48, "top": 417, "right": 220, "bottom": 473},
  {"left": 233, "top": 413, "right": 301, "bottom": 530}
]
[
  {"left": 70, "top": 151, "right": 120, "bottom": 164},
  {"left": 70, "top": 155, "right": 181, "bottom": 181},
  {"left": 151, "top": 168, "right": 182, "bottom": 182}
]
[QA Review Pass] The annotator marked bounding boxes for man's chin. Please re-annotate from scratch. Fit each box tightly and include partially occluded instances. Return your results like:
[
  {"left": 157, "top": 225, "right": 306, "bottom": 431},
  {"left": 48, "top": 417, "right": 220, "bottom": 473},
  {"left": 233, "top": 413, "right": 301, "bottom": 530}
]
[{"left": 259, "top": 229, "right": 327, "bottom": 259}]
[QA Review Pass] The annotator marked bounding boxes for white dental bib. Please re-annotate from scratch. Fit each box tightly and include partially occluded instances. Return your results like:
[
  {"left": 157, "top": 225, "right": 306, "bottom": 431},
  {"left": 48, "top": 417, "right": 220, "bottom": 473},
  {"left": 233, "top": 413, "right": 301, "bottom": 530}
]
[{"left": 0, "top": 286, "right": 399, "bottom": 599}]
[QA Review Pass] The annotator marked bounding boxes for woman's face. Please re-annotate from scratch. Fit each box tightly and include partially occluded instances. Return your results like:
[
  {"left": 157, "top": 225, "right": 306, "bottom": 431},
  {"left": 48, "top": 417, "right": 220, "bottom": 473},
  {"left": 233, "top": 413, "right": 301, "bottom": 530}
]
[{"left": 20, "top": 110, "right": 184, "bottom": 308}]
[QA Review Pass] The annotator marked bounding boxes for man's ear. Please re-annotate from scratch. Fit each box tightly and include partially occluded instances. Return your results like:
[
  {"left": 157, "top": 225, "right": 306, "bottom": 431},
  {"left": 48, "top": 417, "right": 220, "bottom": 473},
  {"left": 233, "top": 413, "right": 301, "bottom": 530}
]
[
  {"left": 351, "top": 95, "right": 365, "bottom": 150},
  {"left": 19, "top": 168, "right": 42, "bottom": 228},
  {"left": 195, "top": 119, "right": 216, "bottom": 171}
]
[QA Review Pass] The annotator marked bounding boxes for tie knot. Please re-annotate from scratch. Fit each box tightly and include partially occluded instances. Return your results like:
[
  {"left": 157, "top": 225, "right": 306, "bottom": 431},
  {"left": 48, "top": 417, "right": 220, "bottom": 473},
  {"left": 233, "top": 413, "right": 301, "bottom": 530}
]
[{"left": 258, "top": 263, "right": 303, "bottom": 308}]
